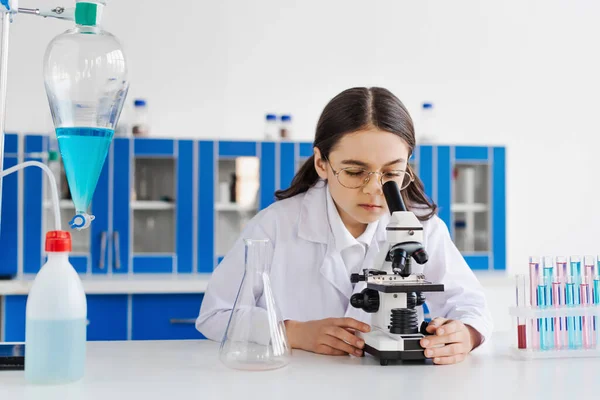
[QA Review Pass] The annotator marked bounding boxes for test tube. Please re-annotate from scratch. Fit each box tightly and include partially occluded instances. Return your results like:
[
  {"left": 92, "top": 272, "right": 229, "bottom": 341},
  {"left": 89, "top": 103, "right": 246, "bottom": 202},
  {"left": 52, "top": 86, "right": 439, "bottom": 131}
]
[
  {"left": 580, "top": 275, "right": 594, "bottom": 349},
  {"left": 571, "top": 256, "right": 582, "bottom": 289},
  {"left": 552, "top": 269, "right": 562, "bottom": 349},
  {"left": 556, "top": 256, "right": 568, "bottom": 346},
  {"left": 516, "top": 274, "right": 527, "bottom": 349},
  {"left": 585, "top": 256, "right": 596, "bottom": 348},
  {"left": 529, "top": 256, "right": 540, "bottom": 350},
  {"left": 566, "top": 275, "right": 582, "bottom": 349},
  {"left": 538, "top": 273, "right": 553, "bottom": 350},
  {"left": 585, "top": 255, "right": 596, "bottom": 283},
  {"left": 594, "top": 269, "right": 600, "bottom": 348},
  {"left": 541, "top": 256, "right": 554, "bottom": 350}
]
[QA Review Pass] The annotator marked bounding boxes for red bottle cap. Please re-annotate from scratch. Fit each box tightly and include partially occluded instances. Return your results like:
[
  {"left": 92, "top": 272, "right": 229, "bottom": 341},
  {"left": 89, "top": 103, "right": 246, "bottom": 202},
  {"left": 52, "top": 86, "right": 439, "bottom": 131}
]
[{"left": 45, "top": 230, "right": 72, "bottom": 252}]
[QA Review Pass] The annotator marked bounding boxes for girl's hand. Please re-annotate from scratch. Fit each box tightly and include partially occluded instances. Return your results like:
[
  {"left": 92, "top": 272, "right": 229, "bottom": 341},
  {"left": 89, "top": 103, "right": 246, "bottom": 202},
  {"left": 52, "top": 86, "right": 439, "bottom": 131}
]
[
  {"left": 419, "top": 317, "right": 483, "bottom": 365},
  {"left": 284, "top": 318, "right": 371, "bottom": 357}
]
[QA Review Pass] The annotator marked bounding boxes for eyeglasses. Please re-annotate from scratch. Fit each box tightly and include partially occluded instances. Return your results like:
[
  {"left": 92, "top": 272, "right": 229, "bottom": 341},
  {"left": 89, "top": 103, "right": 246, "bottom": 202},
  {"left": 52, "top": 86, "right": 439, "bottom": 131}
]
[{"left": 324, "top": 156, "right": 414, "bottom": 190}]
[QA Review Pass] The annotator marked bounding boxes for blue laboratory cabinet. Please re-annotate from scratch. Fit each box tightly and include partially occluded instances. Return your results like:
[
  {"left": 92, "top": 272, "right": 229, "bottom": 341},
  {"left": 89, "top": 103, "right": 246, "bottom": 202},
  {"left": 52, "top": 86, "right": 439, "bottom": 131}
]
[{"left": 0, "top": 134, "right": 505, "bottom": 341}]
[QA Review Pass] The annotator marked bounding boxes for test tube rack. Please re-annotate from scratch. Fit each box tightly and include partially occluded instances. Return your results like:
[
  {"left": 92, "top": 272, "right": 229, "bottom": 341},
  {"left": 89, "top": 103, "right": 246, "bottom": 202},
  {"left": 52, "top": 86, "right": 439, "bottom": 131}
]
[{"left": 509, "top": 305, "right": 600, "bottom": 359}]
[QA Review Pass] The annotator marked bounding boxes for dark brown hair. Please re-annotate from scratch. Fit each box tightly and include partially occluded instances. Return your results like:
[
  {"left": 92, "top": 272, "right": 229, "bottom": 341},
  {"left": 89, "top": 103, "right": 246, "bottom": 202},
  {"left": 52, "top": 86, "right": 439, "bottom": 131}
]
[{"left": 274, "top": 87, "right": 437, "bottom": 221}]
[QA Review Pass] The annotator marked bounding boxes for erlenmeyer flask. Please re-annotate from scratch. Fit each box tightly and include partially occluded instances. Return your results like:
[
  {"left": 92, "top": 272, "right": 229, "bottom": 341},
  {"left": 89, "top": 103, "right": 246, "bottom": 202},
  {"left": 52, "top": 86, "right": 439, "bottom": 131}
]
[{"left": 219, "top": 239, "right": 291, "bottom": 370}]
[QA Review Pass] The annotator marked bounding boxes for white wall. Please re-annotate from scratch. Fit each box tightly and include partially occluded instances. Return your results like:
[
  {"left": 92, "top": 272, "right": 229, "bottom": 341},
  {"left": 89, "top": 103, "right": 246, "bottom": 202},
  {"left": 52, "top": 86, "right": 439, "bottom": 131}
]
[{"left": 6, "top": 0, "right": 600, "bottom": 286}]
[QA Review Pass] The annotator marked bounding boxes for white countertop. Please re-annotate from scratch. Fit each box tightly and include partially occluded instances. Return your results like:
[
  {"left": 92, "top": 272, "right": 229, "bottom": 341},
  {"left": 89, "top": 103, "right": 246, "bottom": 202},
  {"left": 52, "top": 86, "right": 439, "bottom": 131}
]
[
  {"left": 1, "top": 332, "right": 597, "bottom": 399},
  {"left": 0, "top": 274, "right": 211, "bottom": 295}
]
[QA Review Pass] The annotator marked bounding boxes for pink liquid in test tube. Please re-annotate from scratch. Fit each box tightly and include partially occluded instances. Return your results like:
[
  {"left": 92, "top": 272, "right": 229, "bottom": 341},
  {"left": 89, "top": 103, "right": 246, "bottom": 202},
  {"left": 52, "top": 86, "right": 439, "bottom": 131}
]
[
  {"left": 584, "top": 256, "right": 596, "bottom": 348},
  {"left": 581, "top": 281, "right": 592, "bottom": 349}
]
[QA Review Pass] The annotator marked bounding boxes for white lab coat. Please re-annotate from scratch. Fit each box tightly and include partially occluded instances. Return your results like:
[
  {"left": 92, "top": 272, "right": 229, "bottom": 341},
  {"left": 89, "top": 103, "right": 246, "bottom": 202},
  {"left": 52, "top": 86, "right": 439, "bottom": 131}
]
[{"left": 196, "top": 181, "right": 493, "bottom": 344}]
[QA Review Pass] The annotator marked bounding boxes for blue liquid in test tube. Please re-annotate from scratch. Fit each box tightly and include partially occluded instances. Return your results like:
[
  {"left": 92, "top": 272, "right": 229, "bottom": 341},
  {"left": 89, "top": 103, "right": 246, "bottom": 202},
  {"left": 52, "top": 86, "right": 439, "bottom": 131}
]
[
  {"left": 538, "top": 283, "right": 552, "bottom": 350},
  {"left": 541, "top": 258, "right": 554, "bottom": 350}
]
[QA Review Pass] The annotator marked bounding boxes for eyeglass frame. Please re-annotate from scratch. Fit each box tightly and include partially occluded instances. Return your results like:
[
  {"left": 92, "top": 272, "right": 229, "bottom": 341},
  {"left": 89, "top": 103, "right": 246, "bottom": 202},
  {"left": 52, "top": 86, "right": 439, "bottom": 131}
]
[{"left": 322, "top": 155, "right": 415, "bottom": 190}]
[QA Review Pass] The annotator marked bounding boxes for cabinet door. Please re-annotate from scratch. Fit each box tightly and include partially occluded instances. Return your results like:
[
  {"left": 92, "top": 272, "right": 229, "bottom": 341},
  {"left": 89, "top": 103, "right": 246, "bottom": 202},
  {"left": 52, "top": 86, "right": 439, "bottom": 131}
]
[
  {"left": 2, "top": 294, "right": 128, "bottom": 342},
  {"left": 437, "top": 145, "right": 506, "bottom": 271},
  {"left": 87, "top": 295, "right": 128, "bottom": 341},
  {"left": 197, "top": 140, "right": 214, "bottom": 273},
  {"left": 213, "top": 141, "right": 265, "bottom": 268},
  {"left": 131, "top": 294, "right": 205, "bottom": 340},
  {"left": 278, "top": 141, "right": 312, "bottom": 192},
  {"left": 127, "top": 138, "right": 177, "bottom": 273},
  {"left": 23, "top": 135, "right": 46, "bottom": 274},
  {"left": 0, "top": 134, "right": 19, "bottom": 278},
  {"left": 3, "top": 295, "right": 26, "bottom": 342}
]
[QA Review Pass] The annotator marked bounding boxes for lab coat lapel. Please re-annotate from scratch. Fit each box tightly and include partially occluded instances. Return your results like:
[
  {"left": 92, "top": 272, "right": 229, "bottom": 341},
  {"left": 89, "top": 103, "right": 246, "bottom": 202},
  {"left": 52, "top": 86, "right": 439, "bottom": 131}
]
[
  {"left": 297, "top": 182, "right": 354, "bottom": 300},
  {"left": 320, "top": 236, "right": 353, "bottom": 300}
]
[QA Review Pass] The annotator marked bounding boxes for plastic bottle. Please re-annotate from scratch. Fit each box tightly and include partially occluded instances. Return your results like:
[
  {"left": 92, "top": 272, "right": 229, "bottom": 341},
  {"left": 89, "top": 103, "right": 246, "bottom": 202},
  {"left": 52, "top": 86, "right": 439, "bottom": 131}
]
[
  {"left": 418, "top": 102, "right": 435, "bottom": 144},
  {"left": 279, "top": 115, "right": 292, "bottom": 140},
  {"left": 25, "top": 231, "right": 87, "bottom": 384},
  {"left": 264, "top": 114, "right": 278, "bottom": 141},
  {"left": 132, "top": 99, "right": 149, "bottom": 136}
]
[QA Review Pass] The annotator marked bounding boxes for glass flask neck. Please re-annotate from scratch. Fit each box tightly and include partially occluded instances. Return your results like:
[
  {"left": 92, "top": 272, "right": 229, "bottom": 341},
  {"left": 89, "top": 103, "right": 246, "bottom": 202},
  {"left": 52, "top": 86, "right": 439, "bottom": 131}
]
[
  {"left": 244, "top": 239, "right": 271, "bottom": 275},
  {"left": 75, "top": 1, "right": 105, "bottom": 27}
]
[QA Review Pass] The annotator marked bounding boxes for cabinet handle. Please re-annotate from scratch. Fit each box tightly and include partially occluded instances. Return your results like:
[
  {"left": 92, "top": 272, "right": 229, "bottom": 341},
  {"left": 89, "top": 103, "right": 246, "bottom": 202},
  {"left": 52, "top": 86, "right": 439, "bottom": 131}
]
[
  {"left": 113, "top": 231, "right": 121, "bottom": 269},
  {"left": 169, "top": 318, "right": 196, "bottom": 325},
  {"left": 99, "top": 231, "right": 107, "bottom": 269}
]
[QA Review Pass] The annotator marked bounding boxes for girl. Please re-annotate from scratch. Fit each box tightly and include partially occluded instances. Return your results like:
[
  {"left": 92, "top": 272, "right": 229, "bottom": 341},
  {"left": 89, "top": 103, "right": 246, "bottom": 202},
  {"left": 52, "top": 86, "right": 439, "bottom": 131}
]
[{"left": 196, "top": 87, "right": 492, "bottom": 365}]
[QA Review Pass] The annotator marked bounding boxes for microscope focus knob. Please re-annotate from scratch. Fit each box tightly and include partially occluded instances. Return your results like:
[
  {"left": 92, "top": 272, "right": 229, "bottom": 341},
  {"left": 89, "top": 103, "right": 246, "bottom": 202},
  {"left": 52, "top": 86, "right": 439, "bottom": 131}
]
[
  {"left": 350, "top": 273, "right": 365, "bottom": 283},
  {"left": 350, "top": 289, "right": 380, "bottom": 313}
]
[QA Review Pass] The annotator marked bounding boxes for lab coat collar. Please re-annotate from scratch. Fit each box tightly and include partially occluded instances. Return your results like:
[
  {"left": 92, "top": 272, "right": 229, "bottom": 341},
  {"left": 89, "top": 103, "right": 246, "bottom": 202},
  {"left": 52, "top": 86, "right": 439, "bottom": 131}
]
[
  {"left": 298, "top": 180, "right": 389, "bottom": 246},
  {"left": 297, "top": 182, "right": 390, "bottom": 300},
  {"left": 325, "top": 185, "right": 379, "bottom": 253}
]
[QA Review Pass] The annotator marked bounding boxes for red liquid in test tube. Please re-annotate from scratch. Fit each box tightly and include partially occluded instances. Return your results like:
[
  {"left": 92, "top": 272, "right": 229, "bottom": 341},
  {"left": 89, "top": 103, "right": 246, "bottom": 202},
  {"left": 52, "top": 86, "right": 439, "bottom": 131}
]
[{"left": 516, "top": 274, "right": 527, "bottom": 349}]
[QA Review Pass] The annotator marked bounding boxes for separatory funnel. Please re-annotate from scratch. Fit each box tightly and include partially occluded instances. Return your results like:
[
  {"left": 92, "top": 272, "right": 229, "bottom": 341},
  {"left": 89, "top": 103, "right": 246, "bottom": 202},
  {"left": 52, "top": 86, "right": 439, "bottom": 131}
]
[{"left": 43, "top": 0, "right": 129, "bottom": 230}]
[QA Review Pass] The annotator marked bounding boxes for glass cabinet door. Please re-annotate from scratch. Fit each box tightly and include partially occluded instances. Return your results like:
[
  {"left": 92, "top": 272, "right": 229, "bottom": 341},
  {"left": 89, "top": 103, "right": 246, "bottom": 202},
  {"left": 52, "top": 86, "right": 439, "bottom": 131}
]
[
  {"left": 215, "top": 153, "right": 260, "bottom": 262},
  {"left": 451, "top": 163, "right": 490, "bottom": 253},
  {"left": 132, "top": 157, "right": 176, "bottom": 255}
]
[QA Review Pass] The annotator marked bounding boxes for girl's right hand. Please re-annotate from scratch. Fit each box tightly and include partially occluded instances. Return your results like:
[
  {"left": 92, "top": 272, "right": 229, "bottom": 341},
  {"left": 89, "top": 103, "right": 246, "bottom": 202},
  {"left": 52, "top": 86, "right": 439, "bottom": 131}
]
[{"left": 284, "top": 318, "right": 371, "bottom": 356}]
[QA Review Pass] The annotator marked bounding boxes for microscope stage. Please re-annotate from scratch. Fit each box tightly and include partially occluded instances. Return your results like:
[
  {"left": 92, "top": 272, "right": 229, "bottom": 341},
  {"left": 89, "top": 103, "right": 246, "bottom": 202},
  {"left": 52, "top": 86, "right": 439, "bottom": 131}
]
[{"left": 366, "top": 282, "right": 444, "bottom": 293}]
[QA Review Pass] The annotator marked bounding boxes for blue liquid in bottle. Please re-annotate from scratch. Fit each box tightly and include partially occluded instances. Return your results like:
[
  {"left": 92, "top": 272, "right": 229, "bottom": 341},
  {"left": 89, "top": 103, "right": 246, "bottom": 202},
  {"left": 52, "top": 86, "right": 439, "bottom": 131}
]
[
  {"left": 56, "top": 127, "right": 114, "bottom": 213},
  {"left": 25, "top": 318, "right": 86, "bottom": 384}
]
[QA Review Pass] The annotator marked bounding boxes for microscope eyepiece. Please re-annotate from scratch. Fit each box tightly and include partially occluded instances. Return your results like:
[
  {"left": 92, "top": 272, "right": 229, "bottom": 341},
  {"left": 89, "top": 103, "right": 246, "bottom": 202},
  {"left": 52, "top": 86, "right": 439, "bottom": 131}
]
[{"left": 382, "top": 181, "right": 407, "bottom": 214}]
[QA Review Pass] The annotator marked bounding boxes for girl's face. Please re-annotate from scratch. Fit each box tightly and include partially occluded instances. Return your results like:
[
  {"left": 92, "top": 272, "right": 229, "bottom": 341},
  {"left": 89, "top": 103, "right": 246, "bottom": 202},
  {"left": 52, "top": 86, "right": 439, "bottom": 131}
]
[{"left": 315, "top": 128, "right": 411, "bottom": 236}]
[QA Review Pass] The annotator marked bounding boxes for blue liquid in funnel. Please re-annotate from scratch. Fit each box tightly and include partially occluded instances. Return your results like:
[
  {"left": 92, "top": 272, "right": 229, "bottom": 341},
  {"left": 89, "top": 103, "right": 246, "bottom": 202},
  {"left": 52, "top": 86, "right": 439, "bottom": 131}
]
[{"left": 56, "top": 127, "right": 113, "bottom": 213}]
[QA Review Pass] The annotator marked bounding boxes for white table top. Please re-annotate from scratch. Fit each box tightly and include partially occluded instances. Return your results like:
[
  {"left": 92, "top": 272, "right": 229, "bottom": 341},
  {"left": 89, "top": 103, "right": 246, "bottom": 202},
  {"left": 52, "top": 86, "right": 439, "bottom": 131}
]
[{"left": 1, "top": 332, "right": 596, "bottom": 399}]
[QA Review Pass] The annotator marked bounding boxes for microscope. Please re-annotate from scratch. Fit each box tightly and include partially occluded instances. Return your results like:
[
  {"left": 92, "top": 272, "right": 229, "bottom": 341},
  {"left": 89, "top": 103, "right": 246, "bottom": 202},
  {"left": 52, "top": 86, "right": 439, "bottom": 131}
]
[{"left": 350, "top": 181, "right": 444, "bottom": 365}]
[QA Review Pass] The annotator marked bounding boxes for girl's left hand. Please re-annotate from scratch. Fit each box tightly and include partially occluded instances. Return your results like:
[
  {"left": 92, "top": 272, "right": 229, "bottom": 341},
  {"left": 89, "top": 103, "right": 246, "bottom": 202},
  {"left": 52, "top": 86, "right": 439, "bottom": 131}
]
[{"left": 419, "top": 317, "right": 483, "bottom": 365}]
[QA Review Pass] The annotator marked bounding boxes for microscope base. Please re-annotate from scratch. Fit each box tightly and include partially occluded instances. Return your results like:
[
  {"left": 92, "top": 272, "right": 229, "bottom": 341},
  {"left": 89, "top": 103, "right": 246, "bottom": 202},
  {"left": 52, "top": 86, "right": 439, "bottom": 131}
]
[{"left": 358, "top": 329, "right": 427, "bottom": 365}]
